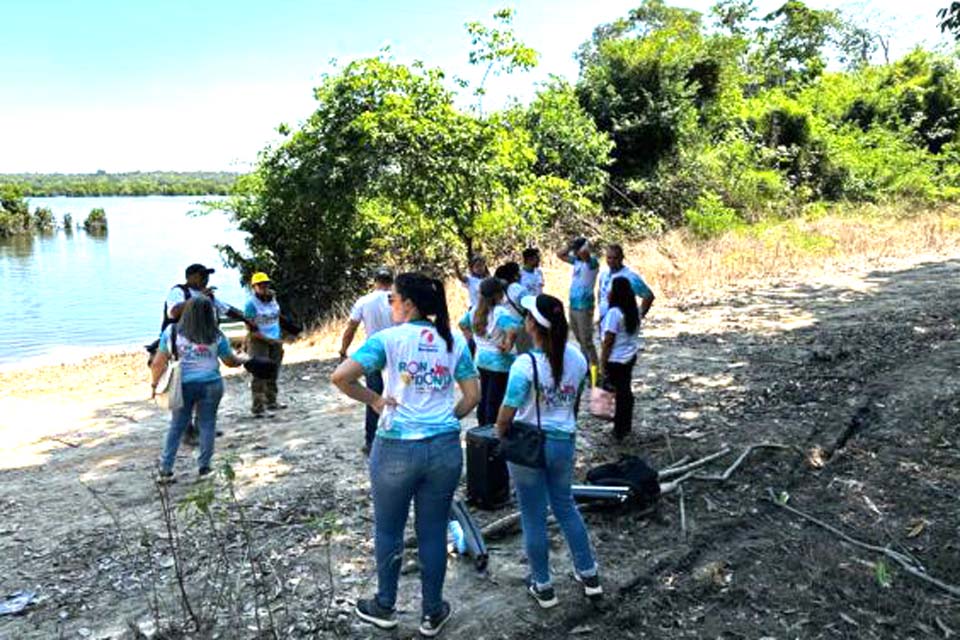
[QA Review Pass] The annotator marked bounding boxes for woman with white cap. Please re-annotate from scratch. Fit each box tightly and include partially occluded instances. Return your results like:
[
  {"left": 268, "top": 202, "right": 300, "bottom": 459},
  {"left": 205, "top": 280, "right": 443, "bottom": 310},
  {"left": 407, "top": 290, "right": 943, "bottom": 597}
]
[
  {"left": 495, "top": 294, "right": 602, "bottom": 609},
  {"left": 244, "top": 272, "right": 285, "bottom": 417}
]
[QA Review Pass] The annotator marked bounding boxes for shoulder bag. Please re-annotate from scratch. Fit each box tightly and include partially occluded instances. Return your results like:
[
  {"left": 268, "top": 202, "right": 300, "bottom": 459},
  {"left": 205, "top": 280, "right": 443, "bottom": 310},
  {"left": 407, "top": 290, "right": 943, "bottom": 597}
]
[
  {"left": 496, "top": 353, "right": 546, "bottom": 468},
  {"left": 157, "top": 327, "right": 184, "bottom": 412}
]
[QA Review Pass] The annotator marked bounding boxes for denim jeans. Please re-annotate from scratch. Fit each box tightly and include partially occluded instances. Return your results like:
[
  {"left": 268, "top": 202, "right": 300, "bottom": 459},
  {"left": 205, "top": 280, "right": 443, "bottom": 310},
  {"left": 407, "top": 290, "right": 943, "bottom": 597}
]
[
  {"left": 509, "top": 437, "right": 598, "bottom": 588},
  {"left": 477, "top": 368, "right": 509, "bottom": 426},
  {"left": 161, "top": 378, "right": 224, "bottom": 473},
  {"left": 365, "top": 369, "right": 384, "bottom": 449},
  {"left": 369, "top": 432, "right": 462, "bottom": 617}
]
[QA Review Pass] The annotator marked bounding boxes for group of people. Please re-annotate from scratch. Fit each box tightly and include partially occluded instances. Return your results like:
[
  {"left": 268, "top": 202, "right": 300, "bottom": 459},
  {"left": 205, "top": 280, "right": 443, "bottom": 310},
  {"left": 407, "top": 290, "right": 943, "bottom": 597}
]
[
  {"left": 148, "top": 263, "right": 287, "bottom": 482},
  {"left": 147, "top": 241, "right": 655, "bottom": 636},
  {"left": 327, "top": 240, "right": 654, "bottom": 635}
]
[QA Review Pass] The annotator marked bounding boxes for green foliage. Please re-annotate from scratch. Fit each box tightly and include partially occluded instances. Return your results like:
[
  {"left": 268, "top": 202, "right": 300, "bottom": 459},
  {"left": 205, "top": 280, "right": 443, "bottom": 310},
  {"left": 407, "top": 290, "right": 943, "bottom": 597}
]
[
  {"left": 465, "top": 8, "right": 539, "bottom": 113},
  {"left": 0, "top": 171, "right": 239, "bottom": 197},
  {"left": 84, "top": 207, "right": 108, "bottom": 234},
  {"left": 754, "top": 1, "right": 841, "bottom": 87},
  {"left": 939, "top": 3, "right": 960, "bottom": 39},
  {"left": 684, "top": 192, "right": 742, "bottom": 239},
  {"left": 0, "top": 186, "right": 32, "bottom": 237},
  {"left": 32, "top": 206, "right": 55, "bottom": 231},
  {"left": 512, "top": 78, "right": 613, "bottom": 195}
]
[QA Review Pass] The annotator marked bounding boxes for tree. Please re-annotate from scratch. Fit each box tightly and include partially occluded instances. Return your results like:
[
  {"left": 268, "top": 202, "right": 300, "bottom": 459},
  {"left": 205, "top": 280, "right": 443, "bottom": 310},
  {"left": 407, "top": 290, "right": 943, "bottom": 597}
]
[
  {"left": 465, "top": 8, "right": 539, "bottom": 115},
  {"left": 754, "top": 1, "right": 842, "bottom": 87},
  {"left": 939, "top": 3, "right": 960, "bottom": 39}
]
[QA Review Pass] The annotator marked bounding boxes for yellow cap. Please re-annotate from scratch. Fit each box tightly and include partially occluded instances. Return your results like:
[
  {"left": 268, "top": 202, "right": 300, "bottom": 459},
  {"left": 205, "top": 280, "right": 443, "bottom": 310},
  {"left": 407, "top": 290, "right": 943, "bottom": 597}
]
[{"left": 250, "top": 272, "right": 271, "bottom": 285}]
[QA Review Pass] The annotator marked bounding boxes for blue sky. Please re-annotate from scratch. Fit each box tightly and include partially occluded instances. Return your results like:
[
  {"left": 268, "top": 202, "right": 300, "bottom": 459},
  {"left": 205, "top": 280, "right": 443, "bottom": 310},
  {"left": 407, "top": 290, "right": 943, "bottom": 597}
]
[{"left": 0, "top": 0, "right": 951, "bottom": 173}]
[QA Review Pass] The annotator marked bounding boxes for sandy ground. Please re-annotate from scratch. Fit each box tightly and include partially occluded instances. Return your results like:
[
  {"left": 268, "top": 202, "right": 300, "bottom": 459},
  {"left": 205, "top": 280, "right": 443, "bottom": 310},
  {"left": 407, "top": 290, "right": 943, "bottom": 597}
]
[{"left": 1, "top": 249, "right": 959, "bottom": 639}]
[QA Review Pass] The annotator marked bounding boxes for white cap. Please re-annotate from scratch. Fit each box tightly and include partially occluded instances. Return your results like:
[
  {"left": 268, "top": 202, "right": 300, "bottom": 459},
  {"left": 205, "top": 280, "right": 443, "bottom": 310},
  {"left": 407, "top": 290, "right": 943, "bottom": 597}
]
[{"left": 520, "top": 295, "right": 551, "bottom": 329}]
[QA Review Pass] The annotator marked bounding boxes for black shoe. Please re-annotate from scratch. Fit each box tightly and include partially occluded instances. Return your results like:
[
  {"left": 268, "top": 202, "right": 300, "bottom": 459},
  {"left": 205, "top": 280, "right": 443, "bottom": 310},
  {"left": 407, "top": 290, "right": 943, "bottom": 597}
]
[
  {"left": 419, "top": 601, "right": 452, "bottom": 637},
  {"left": 355, "top": 597, "right": 397, "bottom": 629},
  {"left": 215, "top": 430, "right": 224, "bottom": 437},
  {"left": 198, "top": 467, "right": 213, "bottom": 479},
  {"left": 156, "top": 470, "right": 176, "bottom": 485},
  {"left": 361, "top": 444, "right": 371, "bottom": 457},
  {"left": 574, "top": 573, "right": 604, "bottom": 599},
  {"left": 267, "top": 403, "right": 287, "bottom": 410},
  {"left": 525, "top": 577, "right": 558, "bottom": 609},
  {"left": 252, "top": 410, "right": 266, "bottom": 420}
]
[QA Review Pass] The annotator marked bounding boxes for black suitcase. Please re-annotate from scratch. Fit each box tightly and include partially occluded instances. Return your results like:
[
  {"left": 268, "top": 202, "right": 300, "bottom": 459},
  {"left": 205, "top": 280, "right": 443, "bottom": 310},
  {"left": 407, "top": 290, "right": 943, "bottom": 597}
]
[{"left": 465, "top": 425, "right": 510, "bottom": 510}]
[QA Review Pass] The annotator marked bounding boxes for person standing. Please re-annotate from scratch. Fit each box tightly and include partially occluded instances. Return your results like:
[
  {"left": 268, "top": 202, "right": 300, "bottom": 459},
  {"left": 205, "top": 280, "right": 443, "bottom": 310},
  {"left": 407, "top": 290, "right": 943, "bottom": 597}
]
[
  {"left": 339, "top": 267, "right": 395, "bottom": 454},
  {"left": 331, "top": 273, "right": 480, "bottom": 637},
  {"left": 600, "top": 277, "right": 642, "bottom": 440},
  {"left": 150, "top": 296, "right": 249, "bottom": 482},
  {"left": 496, "top": 261, "right": 530, "bottom": 353},
  {"left": 597, "top": 244, "right": 655, "bottom": 322},
  {"left": 556, "top": 238, "right": 600, "bottom": 376},
  {"left": 458, "top": 277, "right": 521, "bottom": 426},
  {"left": 520, "top": 247, "right": 544, "bottom": 297},
  {"left": 495, "top": 294, "right": 602, "bottom": 609},
  {"left": 455, "top": 255, "right": 489, "bottom": 308},
  {"left": 244, "top": 272, "right": 285, "bottom": 417}
]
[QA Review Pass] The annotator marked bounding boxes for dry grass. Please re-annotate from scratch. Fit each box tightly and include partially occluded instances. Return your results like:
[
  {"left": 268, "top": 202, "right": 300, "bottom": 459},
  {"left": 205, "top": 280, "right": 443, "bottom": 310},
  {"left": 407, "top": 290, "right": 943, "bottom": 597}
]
[{"left": 294, "top": 204, "right": 960, "bottom": 357}]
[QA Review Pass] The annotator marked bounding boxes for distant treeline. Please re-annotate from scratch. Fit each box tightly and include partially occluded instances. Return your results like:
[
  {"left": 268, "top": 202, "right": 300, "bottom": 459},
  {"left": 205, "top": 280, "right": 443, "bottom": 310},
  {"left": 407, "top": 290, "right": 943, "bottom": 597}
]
[{"left": 0, "top": 171, "right": 242, "bottom": 197}]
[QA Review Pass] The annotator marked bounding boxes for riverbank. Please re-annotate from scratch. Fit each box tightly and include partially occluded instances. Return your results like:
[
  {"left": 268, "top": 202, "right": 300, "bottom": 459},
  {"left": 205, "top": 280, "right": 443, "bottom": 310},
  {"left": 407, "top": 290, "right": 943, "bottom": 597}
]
[{"left": 2, "top": 206, "right": 959, "bottom": 638}]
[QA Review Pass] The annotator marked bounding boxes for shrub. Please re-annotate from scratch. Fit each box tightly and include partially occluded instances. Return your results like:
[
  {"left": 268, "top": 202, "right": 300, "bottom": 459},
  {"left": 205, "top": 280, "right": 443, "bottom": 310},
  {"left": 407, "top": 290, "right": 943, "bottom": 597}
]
[
  {"left": 684, "top": 192, "right": 742, "bottom": 239},
  {"left": 84, "top": 207, "right": 108, "bottom": 234}
]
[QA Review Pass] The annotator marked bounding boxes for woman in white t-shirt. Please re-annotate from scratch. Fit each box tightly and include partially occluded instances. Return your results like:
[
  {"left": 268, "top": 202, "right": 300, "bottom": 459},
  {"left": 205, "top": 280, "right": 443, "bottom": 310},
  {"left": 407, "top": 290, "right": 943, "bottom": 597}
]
[
  {"left": 495, "top": 294, "right": 602, "bottom": 609},
  {"left": 600, "top": 277, "right": 642, "bottom": 440},
  {"left": 458, "top": 277, "right": 522, "bottom": 426},
  {"left": 331, "top": 273, "right": 480, "bottom": 636}
]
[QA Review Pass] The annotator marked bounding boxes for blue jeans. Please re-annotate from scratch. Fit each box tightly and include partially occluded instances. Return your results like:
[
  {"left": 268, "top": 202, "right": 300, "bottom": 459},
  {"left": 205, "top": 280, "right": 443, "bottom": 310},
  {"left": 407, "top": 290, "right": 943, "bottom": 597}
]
[
  {"left": 161, "top": 379, "right": 224, "bottom": 473},
  {"left": 365, "top": 369, "right": 384, "bottom": 449},
  {"left": 509, "top": 437, "right": 598, "bottom": 587},
  {"left": 369, "top": 432, "right": 462, "bottom": 617}
]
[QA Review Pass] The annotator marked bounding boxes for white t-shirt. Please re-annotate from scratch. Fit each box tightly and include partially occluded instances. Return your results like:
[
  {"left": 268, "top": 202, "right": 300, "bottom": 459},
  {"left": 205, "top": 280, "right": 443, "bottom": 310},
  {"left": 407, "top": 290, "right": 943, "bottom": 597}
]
[
  {"left": 597, "top": 266, "right": 653, "bottom": 320},
  {"left": 463, "top": 275, "right": 483, "bottom": 308},
  {"left": 504, "top": 282, "right": 526, "bottom": 322},
  {"left": 352, "top": 321, "right": 478, "bottom": 440},
  {"left": 460, "top": 305, "right": 523, "bottom": 372},
  {"left": 349, "top": 289, "right": 393, "bottom": 337},
  {"left": 165, "top": 285, "right": 231, "bottom": 321},
  {"left": 601, "top": 306, "right": 641, "bottom": 362},
  {"left": 502, "top": 344, "right": 588, "bottom": 437},
  {"left": 520, "top": 267, "right": 544, "bottom": 297}
]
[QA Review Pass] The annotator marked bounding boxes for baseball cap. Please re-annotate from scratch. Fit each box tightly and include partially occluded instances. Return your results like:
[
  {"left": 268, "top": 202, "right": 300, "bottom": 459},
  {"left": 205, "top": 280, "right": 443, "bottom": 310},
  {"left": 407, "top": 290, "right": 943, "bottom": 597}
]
[
  {"left": 185, "top": 263, "right": 215, "bottom": 278},
  {"left": 250, "top": 272, "right": 271, "bottom": 285}
]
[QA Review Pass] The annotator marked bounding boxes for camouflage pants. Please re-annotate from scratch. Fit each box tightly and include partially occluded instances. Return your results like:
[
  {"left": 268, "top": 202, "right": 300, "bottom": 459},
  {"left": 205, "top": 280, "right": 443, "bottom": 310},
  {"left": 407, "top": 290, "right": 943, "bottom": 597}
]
[{"left": 249, "top": 338, "right": 283, "bottom": 412}]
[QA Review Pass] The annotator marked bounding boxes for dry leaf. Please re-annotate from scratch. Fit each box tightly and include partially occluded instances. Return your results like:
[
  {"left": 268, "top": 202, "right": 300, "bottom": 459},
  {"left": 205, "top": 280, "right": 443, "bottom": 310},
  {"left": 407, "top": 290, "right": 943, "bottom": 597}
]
[
  {"left": 907, "top": 519, "right": 927, "bottom": 538},
  {"left": 806, "top": 446, "right": 826, "bottom": 469}
]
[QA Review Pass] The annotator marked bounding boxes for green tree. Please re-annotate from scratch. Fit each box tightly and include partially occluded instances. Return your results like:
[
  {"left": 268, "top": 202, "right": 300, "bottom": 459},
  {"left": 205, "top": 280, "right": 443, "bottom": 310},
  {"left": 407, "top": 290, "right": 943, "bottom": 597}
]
[
  {"left": 465, "top": 8, "right": 539, "bottom": 114},
  {"left": 754, "top": 1, "right": 842, "bottom": 87}
]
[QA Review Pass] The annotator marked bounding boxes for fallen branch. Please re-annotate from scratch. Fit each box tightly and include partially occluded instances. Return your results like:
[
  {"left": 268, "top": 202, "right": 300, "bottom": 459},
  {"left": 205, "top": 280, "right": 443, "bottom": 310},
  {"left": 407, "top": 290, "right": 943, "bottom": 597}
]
[
  {"left": 692, "top": 443, "right": 796, "bottom": 482},
  {"left": 658, "top": 447, "right": 731, "bottom": 480},
  {"left": 766, "top": 488, "right": 960, "bottom": 599},
  {"left": 663, "top": 455, "right": 691, "bottom": 471}
]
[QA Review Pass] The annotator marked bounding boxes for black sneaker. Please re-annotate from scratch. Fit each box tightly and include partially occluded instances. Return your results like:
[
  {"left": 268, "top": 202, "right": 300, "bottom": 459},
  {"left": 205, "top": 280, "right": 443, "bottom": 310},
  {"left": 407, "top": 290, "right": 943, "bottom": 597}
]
[
  {"left": 575, "top": 573, "right": 603, "bottom": 599},
  {"left": 525, "top": 577, "right": 558, "bottom": 609},
  {"left": 354, "top": 597, "right": 397, "bottom": 630},
  {"left": 419, "top": 601, "right": 452, "bottom": 637},
  {"left": 267, "top": 403, "right": 288, "bottom": 410},
  {"left": 156, "top": 470, "right": 176, "bottom": 485},
  {"left": 197, "top": 467, "right": 213, "bottom": 479}
]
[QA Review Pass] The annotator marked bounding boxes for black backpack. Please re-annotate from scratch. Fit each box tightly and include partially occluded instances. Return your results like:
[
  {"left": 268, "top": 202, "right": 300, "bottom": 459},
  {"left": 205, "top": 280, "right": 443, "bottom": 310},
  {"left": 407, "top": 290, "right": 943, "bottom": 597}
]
[{"left": 586, "top": 455, "right": 661, "bottom": 509}]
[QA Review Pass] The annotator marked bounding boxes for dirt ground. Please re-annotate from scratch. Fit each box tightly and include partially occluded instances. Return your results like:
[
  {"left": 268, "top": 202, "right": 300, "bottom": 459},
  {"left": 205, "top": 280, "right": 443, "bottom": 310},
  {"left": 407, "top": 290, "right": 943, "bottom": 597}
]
[{"left": 1, "top": 250, "right": 959, "bottom": 640}]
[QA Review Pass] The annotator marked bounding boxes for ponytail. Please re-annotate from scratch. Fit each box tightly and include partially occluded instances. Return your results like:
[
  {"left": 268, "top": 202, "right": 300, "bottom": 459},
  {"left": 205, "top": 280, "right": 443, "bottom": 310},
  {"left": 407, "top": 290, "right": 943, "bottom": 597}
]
[
  {"left": 395, "top": 272, "right": 454, "bottom": 352},
  {"left": 472, "top": 291, "right": 496, "bottom": 336},
  {"left": 530, "top": 317, "right": 567, "bottom": 389}
]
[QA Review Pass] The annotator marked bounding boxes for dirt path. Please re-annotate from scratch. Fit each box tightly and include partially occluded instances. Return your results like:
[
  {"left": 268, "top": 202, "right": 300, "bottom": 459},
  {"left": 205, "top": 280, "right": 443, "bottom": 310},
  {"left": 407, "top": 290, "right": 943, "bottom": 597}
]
[{"left": 2, "top": 252, "right": 959, "bottom": 639}]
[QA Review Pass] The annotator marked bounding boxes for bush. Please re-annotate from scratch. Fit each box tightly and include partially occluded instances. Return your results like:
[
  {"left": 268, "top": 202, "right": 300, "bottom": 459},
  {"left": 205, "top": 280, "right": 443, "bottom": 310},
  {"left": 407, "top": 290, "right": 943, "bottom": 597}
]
[
  {"left": 32, "top": 207, "right": 55, "bottom": 231},
  {"left": 83, "top": 207, "right": 108, "bottom": 234},
  {"left": 684, "top": 192, "right": 742, "bottom": 239}
]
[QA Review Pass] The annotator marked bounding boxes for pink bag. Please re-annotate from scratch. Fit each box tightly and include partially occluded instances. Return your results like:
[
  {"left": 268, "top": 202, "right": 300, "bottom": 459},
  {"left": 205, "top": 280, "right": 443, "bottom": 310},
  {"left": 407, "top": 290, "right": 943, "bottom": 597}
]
[{"left": 589, "top": 387, "right": 616, "bottom": 421}]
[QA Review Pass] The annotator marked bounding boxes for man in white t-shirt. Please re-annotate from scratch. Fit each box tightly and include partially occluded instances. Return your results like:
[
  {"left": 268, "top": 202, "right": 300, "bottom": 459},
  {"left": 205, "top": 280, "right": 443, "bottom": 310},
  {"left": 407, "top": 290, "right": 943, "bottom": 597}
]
[
  {"left": 520, "top": 247, "right": 545, "bottom": 297},
  {"left": 597, "top": 244, "right": 655, "bottom": 321},
  {"left": 339, "top": 267, "right": 395, "bottom": 454}
]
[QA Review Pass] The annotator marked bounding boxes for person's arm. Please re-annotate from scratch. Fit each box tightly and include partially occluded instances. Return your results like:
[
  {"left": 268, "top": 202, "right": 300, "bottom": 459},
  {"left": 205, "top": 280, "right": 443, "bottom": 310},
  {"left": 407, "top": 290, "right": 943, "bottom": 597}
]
[
  {"left": 495, "top": 404, "right": 518, "bottom": 438},
  {"left": 454, "top": 263, "right": 469, "bottom": 284},
  {"left": 495, "top": 360, "right": 531, "bottom": 436},
  {"left": 339, "top": 319, "right": 361, "bottom": 360},
  {"left": 600, "top": 331, "right": 615, "bottom": 378},
  {"left": 166, "top": 287, "right": 187, "bottom": 321},
  {"left": 556, "top": 246, "right": 575, "bottom": 263},
  {"left": 331, "top": 358, "right": 389, "bottom": 413},
  {"left": 499, "top": 327, "right": 517, "bottom": 353},
  {"left": 454, "top": 377, "right": 480, "bottom": 420},
  {"left": 218, "top": 335, "right": 250, "bottom": 367},
  {"left": 640, "top": 292, "right": 655, "bottom": 319},
  {"left": 149, "top": 351, "right": 170, "bottom": 398}
]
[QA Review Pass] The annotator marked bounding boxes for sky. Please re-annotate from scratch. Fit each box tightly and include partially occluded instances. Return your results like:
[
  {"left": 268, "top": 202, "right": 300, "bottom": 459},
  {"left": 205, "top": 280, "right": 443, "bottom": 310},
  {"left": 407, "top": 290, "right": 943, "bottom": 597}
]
[{"left": 0, "top": 0, "right": 952, "bottom": 173}]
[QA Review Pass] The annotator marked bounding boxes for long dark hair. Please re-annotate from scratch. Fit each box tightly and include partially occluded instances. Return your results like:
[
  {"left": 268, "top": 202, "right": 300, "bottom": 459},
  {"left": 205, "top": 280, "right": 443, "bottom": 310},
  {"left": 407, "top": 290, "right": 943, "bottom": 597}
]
[
  {"left": 609, "top": 277, "right": 639, "bottom": 333},
  {"left": 494, "top": 262, "right": 520, "bottom": 284},
  {"left": 395, "top": 272, "right": 454, "bottom": 352},
  {"left": 528, "top": 294, "right": 569, "bottom": 388}
]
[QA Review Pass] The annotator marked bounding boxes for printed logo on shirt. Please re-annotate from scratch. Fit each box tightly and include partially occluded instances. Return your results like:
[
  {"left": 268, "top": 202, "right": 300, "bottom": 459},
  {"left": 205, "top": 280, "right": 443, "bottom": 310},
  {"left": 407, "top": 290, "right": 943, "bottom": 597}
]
[
  {"left": 418, "top": 328, "right": 439, "bottom": 353},
  {"left": 397, "top": 359, "right": 453, "bottom": 390},
  {"left": 540, "top": 382, "right": 579, "bottom": 408}
]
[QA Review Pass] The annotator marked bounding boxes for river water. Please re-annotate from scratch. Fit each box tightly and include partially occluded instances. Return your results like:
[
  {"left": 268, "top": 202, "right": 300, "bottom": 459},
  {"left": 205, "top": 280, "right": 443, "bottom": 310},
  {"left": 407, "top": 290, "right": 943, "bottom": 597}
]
[{"left": 0, "top": 196, "right": 248, "bottom": 368}]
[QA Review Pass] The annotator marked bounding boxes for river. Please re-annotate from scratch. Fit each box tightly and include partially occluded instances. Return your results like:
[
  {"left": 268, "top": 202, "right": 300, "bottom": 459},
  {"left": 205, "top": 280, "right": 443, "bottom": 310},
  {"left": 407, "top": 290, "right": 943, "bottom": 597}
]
[{"left": 0, "top": 196, "right": 248, "bottom": 368}]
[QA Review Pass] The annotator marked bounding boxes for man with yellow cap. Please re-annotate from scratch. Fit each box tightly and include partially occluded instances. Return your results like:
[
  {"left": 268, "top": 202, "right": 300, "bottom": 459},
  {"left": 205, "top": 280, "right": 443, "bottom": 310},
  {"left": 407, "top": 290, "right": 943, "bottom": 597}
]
[{"left": 244, "top": 272, "right": 285, "bottom": 417}]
